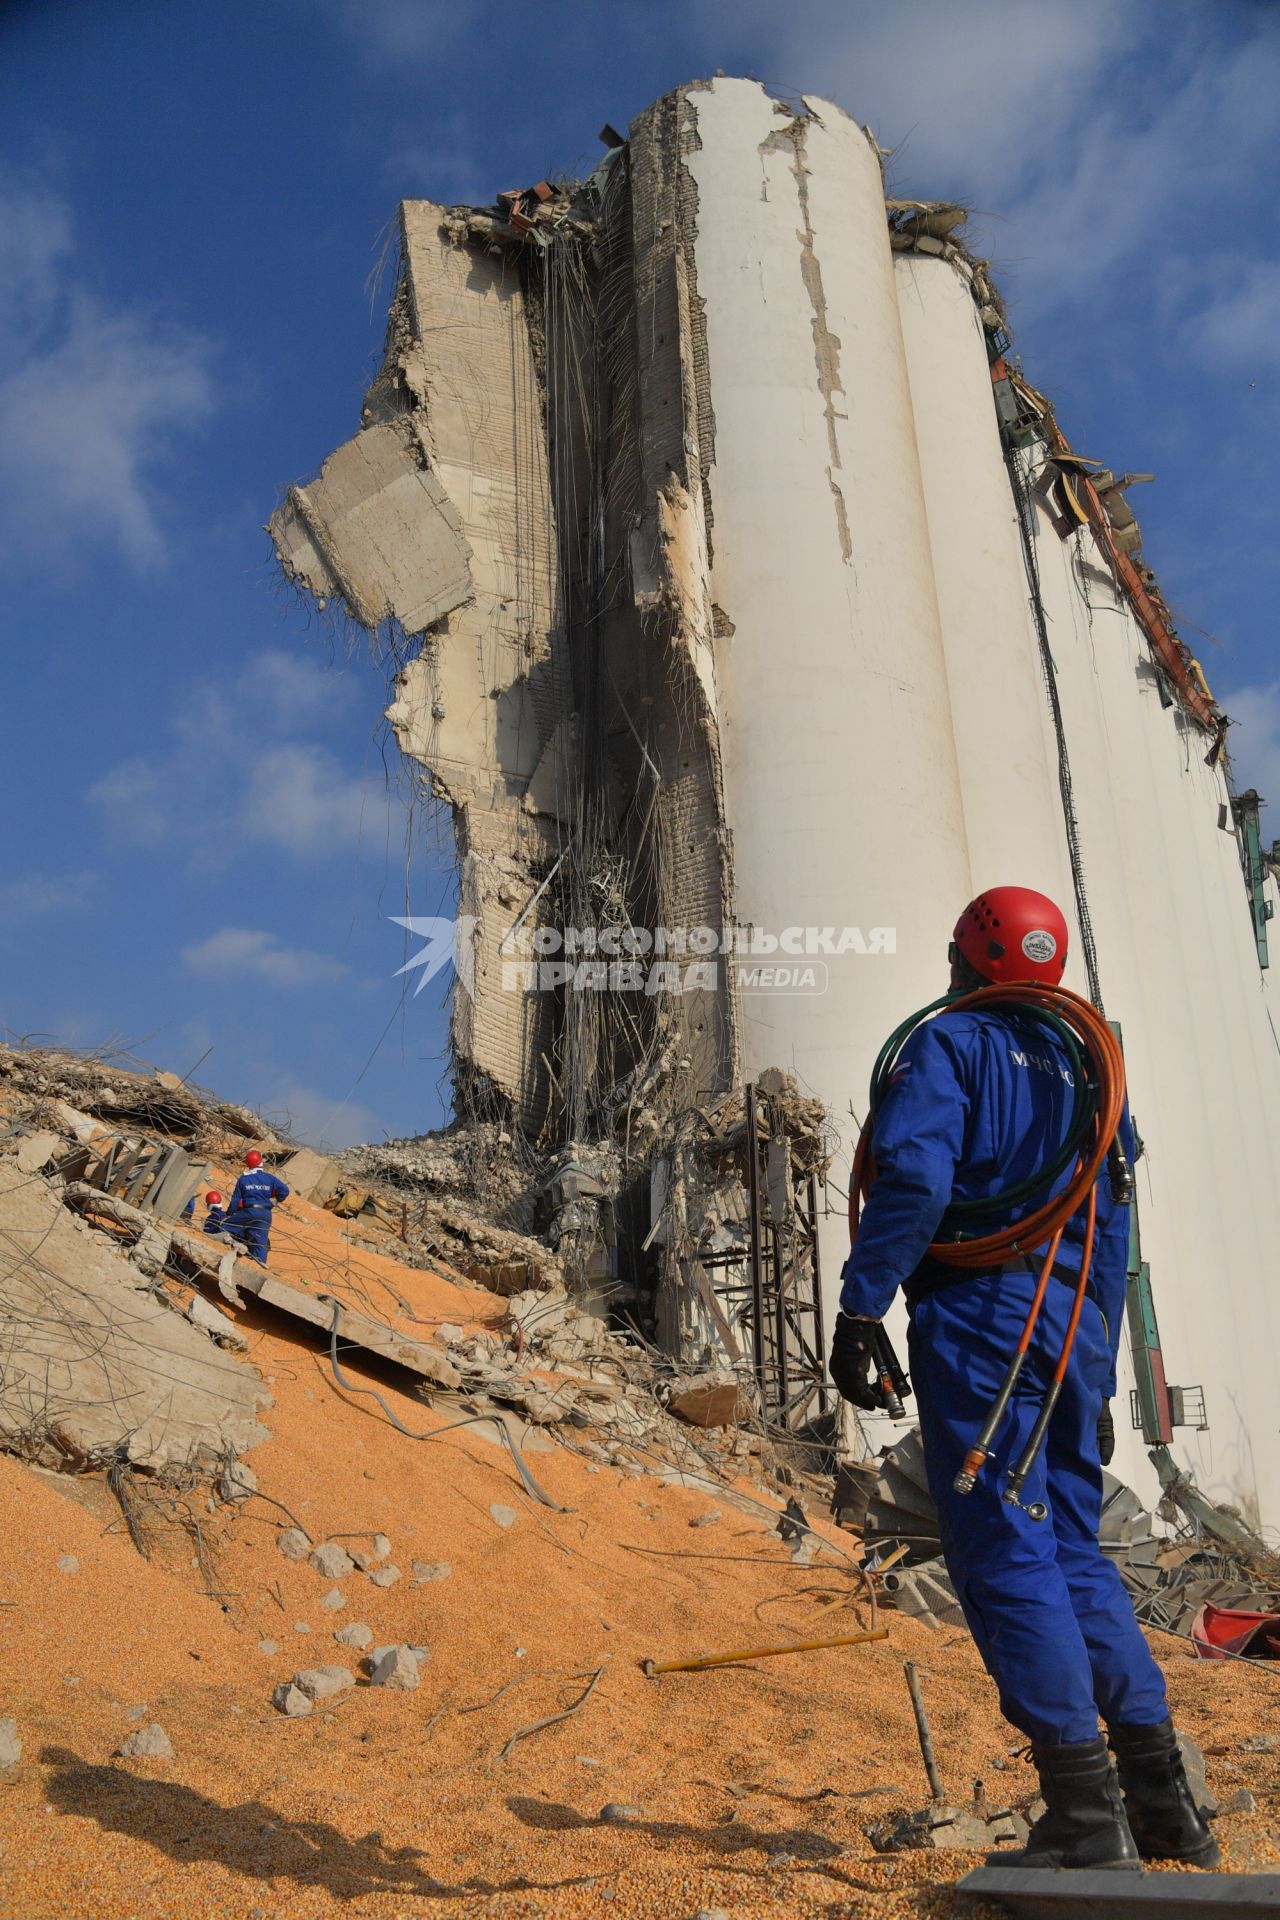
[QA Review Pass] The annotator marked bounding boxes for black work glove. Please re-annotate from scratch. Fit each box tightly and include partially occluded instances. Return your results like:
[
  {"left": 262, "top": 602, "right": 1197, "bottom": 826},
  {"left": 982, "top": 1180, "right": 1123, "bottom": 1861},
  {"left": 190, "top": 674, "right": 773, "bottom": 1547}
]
[
  {"left": 1097, "top": 1399, "right": 1116, "bottom": 1467},
  {"left": 829, "top": 1312, "right": 883, "bottom": 1411}
]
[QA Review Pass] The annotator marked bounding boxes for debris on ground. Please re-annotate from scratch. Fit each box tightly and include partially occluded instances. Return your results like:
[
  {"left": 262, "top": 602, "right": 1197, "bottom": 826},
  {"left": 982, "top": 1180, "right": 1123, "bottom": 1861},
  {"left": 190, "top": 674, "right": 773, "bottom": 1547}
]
[
  {"left": 369, "top": 1645, "right": 421, "bottom": 1690},
  {"left": 0, "top": 1162, "right": 270, "bottom": 1471},
  {"left": 113, "top": 1724, "right": 174, "bottom": 1762},
  {"left": 2, "top": 1044, "right": 1280, "bottom": 1917}
]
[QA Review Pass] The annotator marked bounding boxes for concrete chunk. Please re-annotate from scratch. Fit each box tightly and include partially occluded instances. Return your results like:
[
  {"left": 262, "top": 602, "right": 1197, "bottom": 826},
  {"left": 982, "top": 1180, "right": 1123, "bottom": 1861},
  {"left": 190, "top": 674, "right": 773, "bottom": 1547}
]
[
  {"left": 16, "top": 1131, "right": 61, "bottom": 1174},
  {"left": 0, "top": 1719, "right": 20, "bottom": 1768},
  {"left": 272, "top": 1683, "right": 313, "bottom": 1717},
  {"left": 669, "top": 1376, "right": 743, "bottom": 1428},
  {"left": 190, "top": 1295, "right": 249, "bottom": 1354},
  {"left": 216, "top": 1461, "right": 257, "bottom": 1502},
  {"left": 276, "top": 1528, "right": 311, "bottom": 1561},
  {"left": 369, "top": 1645, "right": 420, "bottom": 1691},
  {"left": 599, "top": 1803, "right": 645, "bottom": 1825},
  {"left": 333, "top": 1622, "right": 373, "bottom": 1649},
  {"left": 411, "top": 1561, "right": 452, "bottom": 1584},
  {"left": 366, "top": 1564, "right": 401, "bottom": 1589},
  {"left": 293, "top": 1666, "right": 354, "bottom": 1702},
  {"left": 115, "top": 1723, "right": 174, "bottom": 1760},
  {"left": 308, "top": 1542, "right": 355, "bottom": 1580},
  {"left": 268, "top": 420, "right": 473, "bottom": 635}
]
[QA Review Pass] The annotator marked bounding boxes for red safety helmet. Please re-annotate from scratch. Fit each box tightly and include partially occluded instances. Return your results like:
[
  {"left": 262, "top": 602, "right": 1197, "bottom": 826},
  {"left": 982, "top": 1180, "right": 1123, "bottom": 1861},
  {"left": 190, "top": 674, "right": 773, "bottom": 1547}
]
[
  {"left": 206, "top": 1190, "right": 223, "bottom": 1207},
  {"left": 245, "top": 1150, "right": 263, "bottom": 1169},
  {"left": 953, "top": 887, "right": 1068, "bottom": 986}
]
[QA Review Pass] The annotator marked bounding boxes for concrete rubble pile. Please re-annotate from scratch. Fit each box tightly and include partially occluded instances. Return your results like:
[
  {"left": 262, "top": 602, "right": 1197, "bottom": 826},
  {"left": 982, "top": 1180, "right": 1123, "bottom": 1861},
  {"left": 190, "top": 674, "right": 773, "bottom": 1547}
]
[
  {"left": 0, "top": 1060, "right": 775, "bottom": 1526},
  {"left": 427, "top": 1278, "right": 759, "bottom": 1485},
  {"left": 338, "top": 1122, "right": 616, "bottom": 1297},
  {"left": 0, "top": 1157, "right": 270, "bottom": 1474},
  {"left": 0, "top": 1044, "right": 279, "bottom": 1155}
]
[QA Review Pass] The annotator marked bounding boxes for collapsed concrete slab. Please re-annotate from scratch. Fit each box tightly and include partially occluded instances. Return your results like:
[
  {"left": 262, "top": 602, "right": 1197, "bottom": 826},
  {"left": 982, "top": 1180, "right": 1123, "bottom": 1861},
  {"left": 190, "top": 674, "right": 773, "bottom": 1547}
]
[
  {"left": 273, "top": 1146, "right": 341, "bottom": 1207},
  {"left": 268, "top": 419, "right": 474, "bottom": 634},
  {"left": 0, "top": 1165, "right": 270, "bottom": 1472},
  {"left": 161, "top": 1222, "right": 462, "bottom": 1391}
]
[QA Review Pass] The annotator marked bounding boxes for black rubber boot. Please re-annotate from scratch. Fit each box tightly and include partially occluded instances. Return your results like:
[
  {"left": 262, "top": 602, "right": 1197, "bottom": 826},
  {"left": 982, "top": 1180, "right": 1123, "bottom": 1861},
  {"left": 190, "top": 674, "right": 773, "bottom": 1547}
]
[
  {"left": 1110, "top": 1718, "right": 1221, "bottom": 1867},
  {"left": 991, "top": 1736, "right": 1142, "bottom": 1870}
]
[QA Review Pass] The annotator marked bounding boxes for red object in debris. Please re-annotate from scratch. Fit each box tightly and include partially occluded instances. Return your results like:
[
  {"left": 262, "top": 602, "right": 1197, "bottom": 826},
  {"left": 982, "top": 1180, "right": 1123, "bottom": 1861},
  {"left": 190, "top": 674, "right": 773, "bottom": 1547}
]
[
  {"left": 1190, "top": 1601, "right": 1280, "bottom": 1660},
  {"left": 531, "top": 180, "right": 554, "bottom": 202},
  {"left": 990, "top": 357, "right": 1009, "bottom": 382}
]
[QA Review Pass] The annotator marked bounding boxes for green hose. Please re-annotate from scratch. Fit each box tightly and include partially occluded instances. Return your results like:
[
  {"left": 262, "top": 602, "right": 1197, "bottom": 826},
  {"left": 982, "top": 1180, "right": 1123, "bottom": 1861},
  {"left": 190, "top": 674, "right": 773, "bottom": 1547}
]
[{"left": 866, "top": 992, "right": 1100, "bottom": 1237}]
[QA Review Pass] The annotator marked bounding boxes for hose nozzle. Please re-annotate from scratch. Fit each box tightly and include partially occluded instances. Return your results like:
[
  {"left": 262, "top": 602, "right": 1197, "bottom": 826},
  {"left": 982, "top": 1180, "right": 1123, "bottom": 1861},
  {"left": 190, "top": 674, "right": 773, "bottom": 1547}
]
[
  {"left": 953, "top": 1446, "right": 988, "bottom": 1496},
  {"left": 878, "top": 1371, "right": 905, "bottom": 1420}
]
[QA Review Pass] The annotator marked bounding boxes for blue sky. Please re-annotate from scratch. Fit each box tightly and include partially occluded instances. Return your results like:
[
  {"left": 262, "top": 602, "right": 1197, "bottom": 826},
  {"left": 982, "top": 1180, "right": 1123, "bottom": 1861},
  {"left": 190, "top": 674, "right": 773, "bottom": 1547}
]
[{"left": 1, "top": 0, "right": 1277, "bottom": 1147}]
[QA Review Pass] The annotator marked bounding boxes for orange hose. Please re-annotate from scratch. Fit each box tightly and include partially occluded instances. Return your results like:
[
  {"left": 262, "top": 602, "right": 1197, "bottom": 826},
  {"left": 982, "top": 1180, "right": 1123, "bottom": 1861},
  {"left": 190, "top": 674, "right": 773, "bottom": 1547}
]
[
  {"left": 848, "top": 981, "right": 1125, "bottom": 1272},
  {"left": 1052, "top": 1184, "right": 1097, "bottom": 1387}
]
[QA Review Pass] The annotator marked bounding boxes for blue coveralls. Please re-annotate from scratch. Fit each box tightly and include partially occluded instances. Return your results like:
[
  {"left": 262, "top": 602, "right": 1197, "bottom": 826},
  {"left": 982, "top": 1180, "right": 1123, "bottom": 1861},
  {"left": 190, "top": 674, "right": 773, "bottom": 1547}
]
[
  {"left": 184, "top": 1199, "right": 226, "bottom": 1233},
  {"left": 224, "top": 1168, "right": 289, "bottom": 1264},
  {"left": 840, "top": 1005, "right": 1168, "bottom": 1745}
]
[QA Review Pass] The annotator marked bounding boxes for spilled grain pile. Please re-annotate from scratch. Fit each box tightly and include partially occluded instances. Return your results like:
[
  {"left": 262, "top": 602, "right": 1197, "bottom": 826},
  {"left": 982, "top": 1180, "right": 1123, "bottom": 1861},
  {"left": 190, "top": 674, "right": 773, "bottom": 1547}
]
[{"left": 1, "top": 1129, "right": 1278, "bottom": 1919}]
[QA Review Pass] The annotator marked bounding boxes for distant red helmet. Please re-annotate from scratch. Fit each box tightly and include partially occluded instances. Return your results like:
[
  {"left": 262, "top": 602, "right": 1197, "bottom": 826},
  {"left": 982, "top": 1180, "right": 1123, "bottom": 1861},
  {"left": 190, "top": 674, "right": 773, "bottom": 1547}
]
[
  {"left": 245, "top": 1150, "right": 263, "bottom": 1169},
  {"left": 953, "top": 887, "right": 1068, "bottom": 986},
  {"left": 205, "top": 1190, "right": 223, "bottom": 1207}
]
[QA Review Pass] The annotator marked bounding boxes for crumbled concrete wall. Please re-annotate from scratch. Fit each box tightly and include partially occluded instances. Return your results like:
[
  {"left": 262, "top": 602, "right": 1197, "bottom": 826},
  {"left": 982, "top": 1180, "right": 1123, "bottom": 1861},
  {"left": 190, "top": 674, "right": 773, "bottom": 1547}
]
[
  {"left": 0, "top": 1165, "right": 270, "bottom": 1472},
  {"left": 624, "top": 89, "right": 737, "bottom": 1101},
  {"left": 277, "top": 202, "right": 574, "bottom": 1128},
  {"left": 386, "top": 206, "right": 571, "bottom": 1125}
]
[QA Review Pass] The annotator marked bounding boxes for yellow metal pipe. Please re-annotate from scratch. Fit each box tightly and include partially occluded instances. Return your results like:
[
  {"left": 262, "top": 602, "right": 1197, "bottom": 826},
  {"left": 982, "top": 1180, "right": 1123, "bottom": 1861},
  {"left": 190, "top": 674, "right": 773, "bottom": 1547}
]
[{"left": 643, "top": 1626, "right": 889, "bottom": 1676}]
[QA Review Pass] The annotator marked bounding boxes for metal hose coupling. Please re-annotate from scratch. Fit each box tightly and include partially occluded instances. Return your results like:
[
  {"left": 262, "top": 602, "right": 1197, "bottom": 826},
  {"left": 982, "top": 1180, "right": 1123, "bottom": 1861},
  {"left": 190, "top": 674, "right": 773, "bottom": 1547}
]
[
  {"left": 953, "top": 1446, "right": 989, "bottom": 1496},
  {"left": 1003, "top": 1488, "right": 1049, "bottom": 1522}
]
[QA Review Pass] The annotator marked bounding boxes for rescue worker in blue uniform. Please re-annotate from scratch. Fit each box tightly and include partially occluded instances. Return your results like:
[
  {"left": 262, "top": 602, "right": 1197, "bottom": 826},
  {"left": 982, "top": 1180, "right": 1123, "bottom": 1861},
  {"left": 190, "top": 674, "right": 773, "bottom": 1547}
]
[
  {"left": 224, "top": 1151, "right": 289, "bottom": 1265},
  {"left": 831, "top": 887, "right": 1216, "bottom": 1872},
  {"left": 182, "top": 1189, "right": 226, "bottom": 1232}
]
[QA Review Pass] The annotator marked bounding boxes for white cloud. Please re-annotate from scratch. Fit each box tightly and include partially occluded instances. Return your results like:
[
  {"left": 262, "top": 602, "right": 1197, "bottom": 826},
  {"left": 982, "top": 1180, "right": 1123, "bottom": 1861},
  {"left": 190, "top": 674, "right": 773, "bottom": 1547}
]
[
  {"left": 314, "top": 0, "right": 472, "bottom": 63},
  {"left": 728, "top": 0, "right": 1135, "bottom": 204},
  {"left": 88, "top": 646, "right": 392, "bottom": 866},
  {"left": 0, "top": 173, "right": 73, "bottom": 343},
  {"left": 984, "top": 21, "right": 1280, "bottom": 311},
  {"left": 181, "top": 926, "right": 349, "bottom": 988},
  {"left": 0, "top": 174, "right": 215, "bottom": 570},
  {"left": 729, "top": 0, "right": 1280, "bottom": 325},
  {"left": 244, "top": 741, "right": 387, "bottom": 859},
  {"left": 0, "top": 870, "right": 98, "bottom": 920},
  {"left": 1223, "top": 682, "right": 1280, "bottom": 810},
  {"left": 387, "top": 112, "right": 492, "bottom": 205},
  {"left": 253, "top": 646, "right": 350, "bottom": 731},
  {"left": 90, "top": 735, "right": 387, "bottom": 863},
  {"left": 257, "top": 1075, "right": 380, "bottom": 1150},
  {"left": 1185, "top": 259, "right": 1280, "bottom": 371}
]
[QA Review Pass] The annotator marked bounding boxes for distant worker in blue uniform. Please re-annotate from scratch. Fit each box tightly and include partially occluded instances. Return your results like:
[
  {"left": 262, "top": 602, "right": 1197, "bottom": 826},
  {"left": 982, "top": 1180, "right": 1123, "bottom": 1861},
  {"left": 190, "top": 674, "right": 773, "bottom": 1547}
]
[
  {"left": 224, "top": 1150, "right": 289, "bottom": 1265},
  {"left": 830, "top": 887, "right": 1215, "bottom": 1873},
  {"left": 182, "top": 1188, "right": 226, "bottom": 1232}
]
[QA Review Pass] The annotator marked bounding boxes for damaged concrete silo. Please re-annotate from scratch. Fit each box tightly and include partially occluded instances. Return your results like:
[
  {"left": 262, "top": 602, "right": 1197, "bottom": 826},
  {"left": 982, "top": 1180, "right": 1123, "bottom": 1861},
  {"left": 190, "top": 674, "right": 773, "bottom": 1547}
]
[{"left": 270, "top": 78, "right": 1280, "bottom": 1533}]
